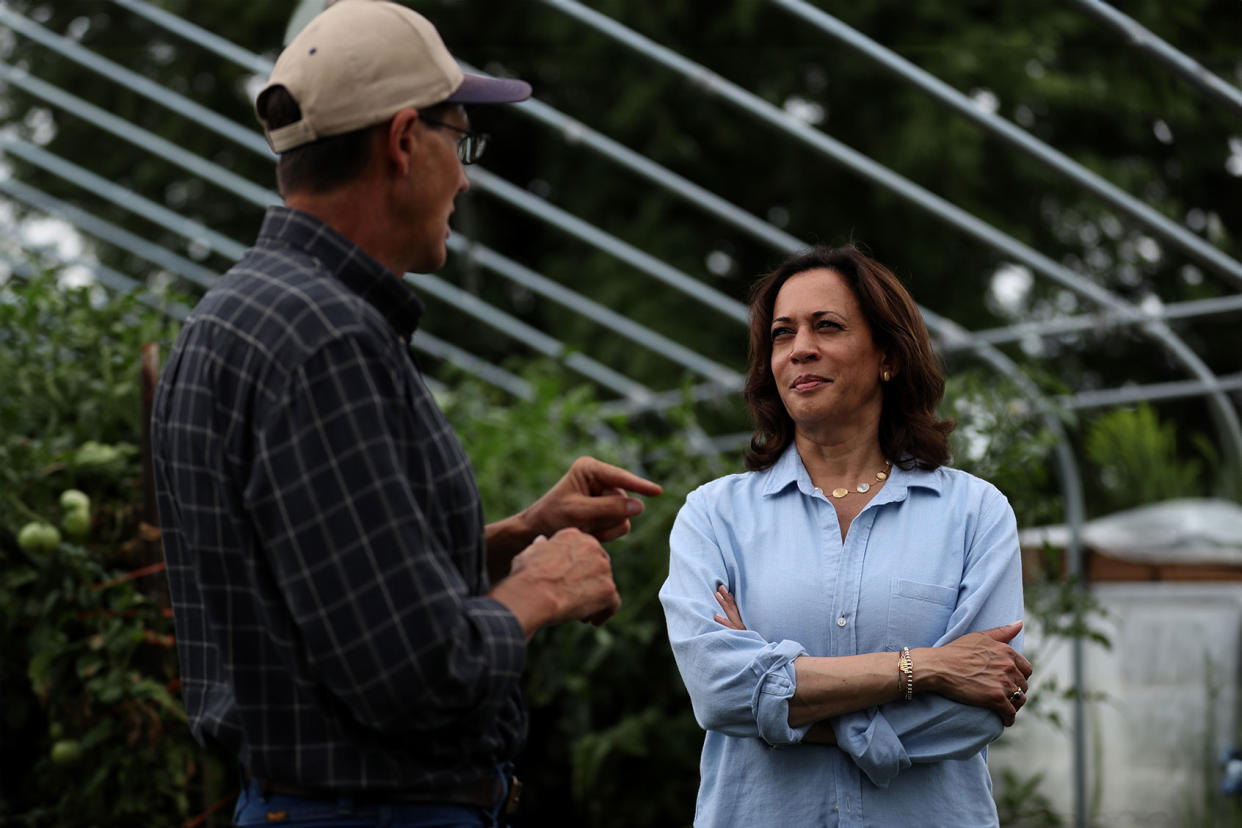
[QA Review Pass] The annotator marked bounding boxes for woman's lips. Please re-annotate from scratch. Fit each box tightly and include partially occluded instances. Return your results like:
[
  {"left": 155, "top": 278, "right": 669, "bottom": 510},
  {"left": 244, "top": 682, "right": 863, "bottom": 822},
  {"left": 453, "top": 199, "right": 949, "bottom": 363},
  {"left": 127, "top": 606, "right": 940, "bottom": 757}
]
[{"left": 792, "top": 375, "right": 831, "bottom": 392}]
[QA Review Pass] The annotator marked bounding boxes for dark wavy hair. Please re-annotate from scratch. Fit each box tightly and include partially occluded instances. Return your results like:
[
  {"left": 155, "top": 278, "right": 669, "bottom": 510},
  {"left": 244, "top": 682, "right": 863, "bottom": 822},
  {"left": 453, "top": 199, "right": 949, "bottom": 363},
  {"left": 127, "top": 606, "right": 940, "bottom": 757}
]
[{"left": 742, "top": 245, "right": 954, "bottom": 472}]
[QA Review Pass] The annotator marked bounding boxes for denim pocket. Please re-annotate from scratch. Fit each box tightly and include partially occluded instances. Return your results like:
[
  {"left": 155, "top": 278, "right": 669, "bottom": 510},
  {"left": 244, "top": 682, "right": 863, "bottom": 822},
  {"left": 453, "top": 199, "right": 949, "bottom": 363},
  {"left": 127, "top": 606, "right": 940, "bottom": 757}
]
[{"left": 885, "top": 578, "right": 956, "bottom": 649}]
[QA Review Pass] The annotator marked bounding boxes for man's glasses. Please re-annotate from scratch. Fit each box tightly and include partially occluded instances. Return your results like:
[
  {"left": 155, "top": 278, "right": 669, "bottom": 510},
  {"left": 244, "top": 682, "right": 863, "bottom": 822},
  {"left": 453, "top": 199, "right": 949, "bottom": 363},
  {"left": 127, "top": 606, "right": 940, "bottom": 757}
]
[{"left": 420, "top": 116, "right": 489, "bottom": 165}]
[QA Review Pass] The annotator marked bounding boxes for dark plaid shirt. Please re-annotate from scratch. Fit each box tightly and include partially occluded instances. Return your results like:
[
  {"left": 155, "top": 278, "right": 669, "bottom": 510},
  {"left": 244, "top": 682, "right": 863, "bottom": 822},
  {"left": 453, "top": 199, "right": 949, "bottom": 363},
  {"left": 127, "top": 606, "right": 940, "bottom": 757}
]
[{"left": 152, "top": 206, "right": 526, "bottom": 792}]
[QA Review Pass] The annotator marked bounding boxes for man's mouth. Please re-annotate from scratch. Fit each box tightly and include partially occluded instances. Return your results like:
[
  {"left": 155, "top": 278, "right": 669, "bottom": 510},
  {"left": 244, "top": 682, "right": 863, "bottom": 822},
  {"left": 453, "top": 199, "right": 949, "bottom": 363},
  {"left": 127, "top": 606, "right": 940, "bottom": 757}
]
[{"left": 791, "top": 375, "right": 831, "bottom": 392}]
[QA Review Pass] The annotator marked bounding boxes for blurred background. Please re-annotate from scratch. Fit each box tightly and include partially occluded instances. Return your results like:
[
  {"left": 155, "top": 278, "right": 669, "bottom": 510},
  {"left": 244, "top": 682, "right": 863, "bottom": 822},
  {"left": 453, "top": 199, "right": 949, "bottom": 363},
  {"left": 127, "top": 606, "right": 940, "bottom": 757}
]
[{"left": 1, "top": 1, "right": 1240, "bottom": 825}]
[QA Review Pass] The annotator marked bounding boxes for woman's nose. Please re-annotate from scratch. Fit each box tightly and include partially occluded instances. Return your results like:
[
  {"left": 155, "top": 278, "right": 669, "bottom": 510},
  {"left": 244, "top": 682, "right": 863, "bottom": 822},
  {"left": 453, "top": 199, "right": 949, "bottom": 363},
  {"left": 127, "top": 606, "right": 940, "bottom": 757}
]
[{"left": 790, "top": 330, "right": 817, "bottom": 362}]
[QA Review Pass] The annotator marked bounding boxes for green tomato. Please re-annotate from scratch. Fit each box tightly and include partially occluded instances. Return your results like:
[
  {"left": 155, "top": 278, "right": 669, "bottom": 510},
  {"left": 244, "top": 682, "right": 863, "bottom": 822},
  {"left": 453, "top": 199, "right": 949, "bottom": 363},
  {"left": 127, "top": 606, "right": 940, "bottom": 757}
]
[
  {"left": 75, "top": 441, "right": 121, "bottom": 467},
  {"left": 17, "top": 522, "right": 61, "bottom": 554},
  {"left": 50, "top": 739, "right": 82, "bottom": 766},
  {"left": 59, "top": 489, "right": 91, "bottom": 513},
  {"left": 62, "top": 508, "right": 90, "bottom": 540}
]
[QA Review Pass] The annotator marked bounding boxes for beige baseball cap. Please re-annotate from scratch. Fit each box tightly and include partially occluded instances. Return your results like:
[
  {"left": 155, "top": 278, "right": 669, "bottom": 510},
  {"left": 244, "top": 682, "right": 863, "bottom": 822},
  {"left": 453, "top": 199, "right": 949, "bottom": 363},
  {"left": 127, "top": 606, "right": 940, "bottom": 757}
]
[{"left": 257, "top": 0, "right": 531, "bottom": 153}]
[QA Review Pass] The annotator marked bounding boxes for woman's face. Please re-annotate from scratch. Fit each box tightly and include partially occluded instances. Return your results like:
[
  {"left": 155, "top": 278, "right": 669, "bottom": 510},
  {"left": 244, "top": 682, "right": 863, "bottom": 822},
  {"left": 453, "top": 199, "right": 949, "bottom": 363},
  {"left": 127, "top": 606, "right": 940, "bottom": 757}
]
[{"left": 769, "top": 268, "right": 888, "bottom": 436}]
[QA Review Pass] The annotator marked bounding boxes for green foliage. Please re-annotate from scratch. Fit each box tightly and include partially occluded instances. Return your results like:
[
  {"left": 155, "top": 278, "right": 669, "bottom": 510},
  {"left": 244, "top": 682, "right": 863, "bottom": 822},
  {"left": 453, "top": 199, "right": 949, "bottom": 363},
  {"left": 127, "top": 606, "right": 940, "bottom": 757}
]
[
  {"left": 1015, "top": 543, "right": 1113, "bottom": 739},
  {"left": 1084, "top": 403, "right": 1213, "bottom": 512},
  {"left": 1022, "top": 544, "right": 1112, "bottom": 651},
  {"left": 1, "top": 531, "right": 203, "bottom": 824},
  {"left": 0, "top": 270, "right": 179, "bottom": 528},
  {"left": 995, "top": 768, "right": 1064, "bottom": 828},
  {"left": 0, "top": 271, "right": 227, "bottom": 827},
  {"left": 442, "top": 366, "right": 733, "bottom": 827},
  {"left": 944, "top": 369, "right": 1067, "bottom": 527}
]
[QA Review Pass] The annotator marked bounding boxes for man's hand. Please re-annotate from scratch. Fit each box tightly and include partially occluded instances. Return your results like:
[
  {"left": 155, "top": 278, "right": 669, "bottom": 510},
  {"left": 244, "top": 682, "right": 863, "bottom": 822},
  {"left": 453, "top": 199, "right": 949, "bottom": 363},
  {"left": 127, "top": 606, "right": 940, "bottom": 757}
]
[
  {"left": 489, "top": 528, "right": 621, "bottom": 640},
  {"left": 484, "top": 457, "right": 660, "bottom": 589},
  {"left": 522, "top": 457, "right": 663, "bottom": 543}
]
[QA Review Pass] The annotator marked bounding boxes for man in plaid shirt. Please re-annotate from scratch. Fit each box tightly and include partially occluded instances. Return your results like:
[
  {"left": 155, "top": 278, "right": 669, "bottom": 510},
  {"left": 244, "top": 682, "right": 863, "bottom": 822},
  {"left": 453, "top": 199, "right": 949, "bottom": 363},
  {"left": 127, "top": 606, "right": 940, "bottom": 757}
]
[{"left": 151, "top": 2, "right": 661, "bottom": 825}]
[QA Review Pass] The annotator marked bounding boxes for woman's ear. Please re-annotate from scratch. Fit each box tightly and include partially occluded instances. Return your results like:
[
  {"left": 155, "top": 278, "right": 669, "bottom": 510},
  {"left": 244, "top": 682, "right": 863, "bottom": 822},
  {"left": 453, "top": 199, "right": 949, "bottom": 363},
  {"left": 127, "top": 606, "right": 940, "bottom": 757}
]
[{"left": 879, "top": 354, "right": 897, "bottom": 383}]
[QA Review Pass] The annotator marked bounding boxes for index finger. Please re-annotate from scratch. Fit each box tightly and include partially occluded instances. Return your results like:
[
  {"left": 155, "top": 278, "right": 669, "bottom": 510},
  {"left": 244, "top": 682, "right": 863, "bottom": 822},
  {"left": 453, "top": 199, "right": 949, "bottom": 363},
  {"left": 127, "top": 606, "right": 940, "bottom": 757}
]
[
  {"left": 583, "top": 458, "right": 663, "bottom": 497},
  {"left": 714, "top": 585, "right": 745, "bottom": 629}
]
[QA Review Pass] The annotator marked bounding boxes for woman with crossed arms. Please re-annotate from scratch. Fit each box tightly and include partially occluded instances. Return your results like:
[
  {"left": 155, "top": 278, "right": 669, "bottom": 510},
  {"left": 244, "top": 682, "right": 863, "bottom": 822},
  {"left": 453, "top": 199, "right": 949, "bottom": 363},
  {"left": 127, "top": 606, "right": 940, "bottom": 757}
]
[{"left": 660, "top": 246, "right": 1032, "bottom": 827}]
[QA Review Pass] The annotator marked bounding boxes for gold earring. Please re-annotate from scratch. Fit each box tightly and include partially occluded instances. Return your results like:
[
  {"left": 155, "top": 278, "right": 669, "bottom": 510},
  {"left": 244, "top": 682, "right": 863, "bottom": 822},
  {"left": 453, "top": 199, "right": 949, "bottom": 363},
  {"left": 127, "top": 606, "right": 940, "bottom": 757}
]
[{"left": 882, "top": 370, "right": 891, "bottom": 382}]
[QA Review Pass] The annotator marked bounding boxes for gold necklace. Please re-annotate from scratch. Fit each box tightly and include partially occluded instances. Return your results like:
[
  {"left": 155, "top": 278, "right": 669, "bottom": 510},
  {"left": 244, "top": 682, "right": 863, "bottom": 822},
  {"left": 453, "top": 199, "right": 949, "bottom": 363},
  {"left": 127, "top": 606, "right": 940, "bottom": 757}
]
[{"left": 818, "top": 461, "right": 890, "bottom": 499}]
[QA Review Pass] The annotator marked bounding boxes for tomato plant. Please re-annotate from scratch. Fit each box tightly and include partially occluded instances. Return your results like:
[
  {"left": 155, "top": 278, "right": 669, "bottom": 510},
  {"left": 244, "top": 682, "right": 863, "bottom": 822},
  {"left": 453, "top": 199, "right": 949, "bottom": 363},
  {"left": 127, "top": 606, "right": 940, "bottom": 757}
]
[{"left": 0, "top": 271, "right": 229, "bottom": 827}]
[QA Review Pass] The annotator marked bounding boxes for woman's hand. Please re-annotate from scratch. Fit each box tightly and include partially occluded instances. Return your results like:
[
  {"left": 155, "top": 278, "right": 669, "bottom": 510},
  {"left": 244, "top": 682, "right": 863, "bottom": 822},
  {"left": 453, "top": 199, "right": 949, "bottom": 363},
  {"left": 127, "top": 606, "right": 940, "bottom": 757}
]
[
  {"left": 914, "top": 622, "right": 1033, "bottom": 726},
  {"left": 713, "top": 584, "right": 746, "bottom": 630},
  {"left": 710, "top": 587, "right": 1033, "bottom": 727}
]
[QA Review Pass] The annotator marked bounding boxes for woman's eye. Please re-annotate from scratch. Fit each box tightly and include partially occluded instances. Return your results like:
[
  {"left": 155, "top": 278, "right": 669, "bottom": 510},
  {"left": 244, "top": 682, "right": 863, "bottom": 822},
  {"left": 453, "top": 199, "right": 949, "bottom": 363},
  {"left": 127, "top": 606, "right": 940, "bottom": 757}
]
[
  {"left": 817, "top": 320, "right": 841, "bottom": 331},
  {"left": 770, "top": 327, "right": 792, "bottom": 340}
]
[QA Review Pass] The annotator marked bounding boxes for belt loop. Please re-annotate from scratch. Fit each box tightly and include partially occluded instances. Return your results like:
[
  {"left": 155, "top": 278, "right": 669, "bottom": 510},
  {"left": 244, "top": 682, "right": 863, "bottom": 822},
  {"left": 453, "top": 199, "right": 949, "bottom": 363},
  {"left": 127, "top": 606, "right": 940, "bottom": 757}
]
[
  {"left": 496, "top": 761, "right": 520, "bottom": 826},
  {"left": 240, "top": 765, "right": 269, "bottom": 803}
]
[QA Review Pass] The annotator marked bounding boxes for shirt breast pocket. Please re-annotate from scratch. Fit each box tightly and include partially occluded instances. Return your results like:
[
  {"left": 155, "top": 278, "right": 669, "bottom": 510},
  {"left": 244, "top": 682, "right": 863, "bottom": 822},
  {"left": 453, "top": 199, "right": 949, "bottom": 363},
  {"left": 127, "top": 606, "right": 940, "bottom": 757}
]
[{"left": 886, "top": 578, "right": 958, "bottom": 649}]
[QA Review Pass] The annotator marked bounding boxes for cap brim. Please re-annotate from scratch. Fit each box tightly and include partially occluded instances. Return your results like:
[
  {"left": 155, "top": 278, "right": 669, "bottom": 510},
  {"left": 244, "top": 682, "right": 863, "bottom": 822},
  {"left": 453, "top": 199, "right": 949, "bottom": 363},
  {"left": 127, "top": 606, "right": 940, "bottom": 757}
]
[{"left": 444, "top": 73, "right": 532, "bottom": 105}]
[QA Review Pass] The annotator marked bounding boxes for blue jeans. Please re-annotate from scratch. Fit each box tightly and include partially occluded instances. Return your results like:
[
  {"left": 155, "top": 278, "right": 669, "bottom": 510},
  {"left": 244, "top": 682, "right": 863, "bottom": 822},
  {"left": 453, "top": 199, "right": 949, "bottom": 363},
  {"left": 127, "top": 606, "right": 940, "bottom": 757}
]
[{"left": 232, "top": 775, "right": 509, "bottom": 828}]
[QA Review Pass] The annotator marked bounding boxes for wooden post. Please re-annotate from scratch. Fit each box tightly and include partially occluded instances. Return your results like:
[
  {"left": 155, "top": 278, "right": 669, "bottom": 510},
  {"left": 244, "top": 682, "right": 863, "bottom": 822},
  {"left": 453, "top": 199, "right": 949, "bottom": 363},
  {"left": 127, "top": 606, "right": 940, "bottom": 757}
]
[{"left": 140, "top": 343, "right": 164, "bottom": 594}]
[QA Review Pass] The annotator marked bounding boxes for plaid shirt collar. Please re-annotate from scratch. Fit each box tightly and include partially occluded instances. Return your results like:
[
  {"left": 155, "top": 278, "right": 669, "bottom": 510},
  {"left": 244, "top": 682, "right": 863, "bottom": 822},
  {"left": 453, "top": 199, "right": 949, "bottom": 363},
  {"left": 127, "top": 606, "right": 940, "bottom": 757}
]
[{"left": 256, "top": 206, "right": 425, "bottom": 339}]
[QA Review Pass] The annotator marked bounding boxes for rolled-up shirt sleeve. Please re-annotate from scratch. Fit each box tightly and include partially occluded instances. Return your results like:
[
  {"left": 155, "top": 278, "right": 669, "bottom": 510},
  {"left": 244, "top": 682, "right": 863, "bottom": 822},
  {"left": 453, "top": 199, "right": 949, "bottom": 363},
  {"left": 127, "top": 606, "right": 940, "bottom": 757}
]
[
  {"left": 244, "top": 333, "right": 525, "bottom": 735},
  {"left": 833, "top": 487, "right": 1024, "bottom": 786},
  {"left": 660, "top": 491, "right": 811, "bottom": 745}
]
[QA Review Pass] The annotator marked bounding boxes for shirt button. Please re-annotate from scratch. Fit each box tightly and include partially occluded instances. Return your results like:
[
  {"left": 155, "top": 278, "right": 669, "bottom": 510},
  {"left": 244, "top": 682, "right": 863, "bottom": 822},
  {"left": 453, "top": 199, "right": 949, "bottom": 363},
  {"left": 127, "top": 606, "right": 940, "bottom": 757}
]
[{"left": 836, "top": 614, "right": 847, "bottom": 627}]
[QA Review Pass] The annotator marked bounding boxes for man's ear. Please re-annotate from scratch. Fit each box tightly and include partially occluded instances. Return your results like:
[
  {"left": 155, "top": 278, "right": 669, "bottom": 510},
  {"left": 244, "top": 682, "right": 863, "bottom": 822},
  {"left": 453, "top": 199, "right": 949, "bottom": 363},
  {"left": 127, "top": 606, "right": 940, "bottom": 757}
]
[{"left": 385, "top": 108, "right": 420, "bottom": 176}]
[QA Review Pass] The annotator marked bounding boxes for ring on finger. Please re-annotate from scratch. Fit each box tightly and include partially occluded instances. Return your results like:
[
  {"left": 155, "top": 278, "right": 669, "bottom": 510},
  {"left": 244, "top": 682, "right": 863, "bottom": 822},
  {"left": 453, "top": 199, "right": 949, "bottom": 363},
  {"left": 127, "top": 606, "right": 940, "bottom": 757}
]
[{"left": 1008, "top": 688, "right": 1025, "bottom": 703}]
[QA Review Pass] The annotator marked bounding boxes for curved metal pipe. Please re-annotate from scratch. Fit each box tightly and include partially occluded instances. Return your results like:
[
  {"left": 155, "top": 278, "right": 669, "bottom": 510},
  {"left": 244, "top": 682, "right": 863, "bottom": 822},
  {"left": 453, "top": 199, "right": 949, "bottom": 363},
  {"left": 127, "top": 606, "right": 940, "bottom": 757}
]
[
  {"left": 1066, "top": 0, "right": 1242, "bottom": 115},
  {"left": 538, "top": 0, "right": 1242, "bottom": 479},
  {"left": 769, "top": 0, "right": 1242, "bottom": 290}
]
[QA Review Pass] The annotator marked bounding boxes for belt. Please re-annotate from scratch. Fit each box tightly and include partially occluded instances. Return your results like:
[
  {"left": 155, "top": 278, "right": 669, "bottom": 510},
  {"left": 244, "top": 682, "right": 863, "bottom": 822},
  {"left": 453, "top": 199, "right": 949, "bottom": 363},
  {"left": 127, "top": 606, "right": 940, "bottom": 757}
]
[{"left": 249, "top": 772, "right": 520, "bottom": 813}]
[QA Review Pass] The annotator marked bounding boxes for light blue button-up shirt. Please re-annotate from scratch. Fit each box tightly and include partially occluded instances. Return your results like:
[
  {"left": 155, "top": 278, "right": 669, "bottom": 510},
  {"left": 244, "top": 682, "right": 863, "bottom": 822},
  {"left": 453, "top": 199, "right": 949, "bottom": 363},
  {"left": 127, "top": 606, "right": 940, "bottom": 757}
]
[{"left": 660, "top": 444, "right": 1024, "bottom": 827}]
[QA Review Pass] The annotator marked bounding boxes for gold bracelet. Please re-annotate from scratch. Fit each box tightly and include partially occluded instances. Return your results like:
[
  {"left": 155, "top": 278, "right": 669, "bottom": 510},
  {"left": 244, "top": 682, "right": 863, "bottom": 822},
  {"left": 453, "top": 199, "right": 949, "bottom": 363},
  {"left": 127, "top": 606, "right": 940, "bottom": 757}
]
[{"left": 899, "top": 646, "right": 913, "bottom": 702}]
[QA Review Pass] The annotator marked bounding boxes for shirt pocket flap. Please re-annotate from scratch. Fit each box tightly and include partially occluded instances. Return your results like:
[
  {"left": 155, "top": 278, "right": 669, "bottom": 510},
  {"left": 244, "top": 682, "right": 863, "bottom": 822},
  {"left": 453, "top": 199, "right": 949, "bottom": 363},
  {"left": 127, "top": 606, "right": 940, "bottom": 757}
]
[
  {"left": 891, "top": 578, "right": 957, "bottom": 606},
  {"left": 886, "top": 578, "right": 958, "bottom": 649}
]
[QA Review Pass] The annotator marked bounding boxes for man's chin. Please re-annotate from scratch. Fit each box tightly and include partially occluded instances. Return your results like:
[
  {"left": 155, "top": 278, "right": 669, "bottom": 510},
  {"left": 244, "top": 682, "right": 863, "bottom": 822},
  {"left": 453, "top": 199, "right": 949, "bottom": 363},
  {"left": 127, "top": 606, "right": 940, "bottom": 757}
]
[{"left": 407, "top": 245, "right": 448, "bottom": 275}]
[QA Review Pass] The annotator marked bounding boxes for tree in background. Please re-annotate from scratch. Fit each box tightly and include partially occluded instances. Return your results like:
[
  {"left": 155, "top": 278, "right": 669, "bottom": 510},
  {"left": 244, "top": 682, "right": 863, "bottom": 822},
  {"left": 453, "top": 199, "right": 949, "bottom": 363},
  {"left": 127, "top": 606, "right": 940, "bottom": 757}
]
[
  {"left": 1084, "top": 402, "right": 1224, "bottom": 513},
  {"left": 2, "top": 0, "right": 1238, "bottom": 443}
]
